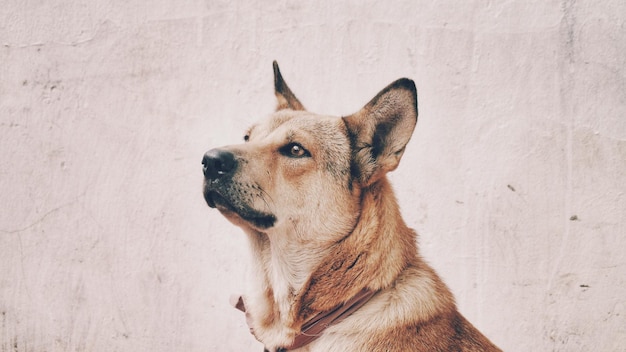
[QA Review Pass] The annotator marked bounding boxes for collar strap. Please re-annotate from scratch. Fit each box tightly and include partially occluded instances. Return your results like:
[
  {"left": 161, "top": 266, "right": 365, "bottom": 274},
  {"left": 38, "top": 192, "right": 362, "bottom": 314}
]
[
  {"left": 232, "top": 288, "right": 377, "bottom": 351},
  {"left": 285, "top": 288, "right": 377, "bottom": 350}
]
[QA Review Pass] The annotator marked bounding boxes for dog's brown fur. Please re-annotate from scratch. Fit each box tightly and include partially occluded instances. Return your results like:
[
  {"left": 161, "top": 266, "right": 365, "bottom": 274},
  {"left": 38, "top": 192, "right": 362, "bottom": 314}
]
[{"left": 202, "top": 62, "right": 501, "bottom": 351}]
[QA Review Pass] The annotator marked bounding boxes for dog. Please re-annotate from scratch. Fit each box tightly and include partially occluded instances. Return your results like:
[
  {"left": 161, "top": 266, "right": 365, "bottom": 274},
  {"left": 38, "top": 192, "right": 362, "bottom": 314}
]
[{"left": 202, "top": 62, "right": 501, "bottom": 351}]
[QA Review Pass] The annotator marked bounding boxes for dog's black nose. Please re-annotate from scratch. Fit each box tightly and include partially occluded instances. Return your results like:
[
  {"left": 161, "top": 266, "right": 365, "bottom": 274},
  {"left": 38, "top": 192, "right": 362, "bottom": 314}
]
[{"left": 202, "top": 148, "right": 237, "bottom": 180}]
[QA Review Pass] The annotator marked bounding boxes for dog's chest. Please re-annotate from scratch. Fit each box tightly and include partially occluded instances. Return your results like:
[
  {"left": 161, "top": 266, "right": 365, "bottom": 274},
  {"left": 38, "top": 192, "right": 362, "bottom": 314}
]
[{"left": 265, "top": 239, "right": 325, "bottom": 315}]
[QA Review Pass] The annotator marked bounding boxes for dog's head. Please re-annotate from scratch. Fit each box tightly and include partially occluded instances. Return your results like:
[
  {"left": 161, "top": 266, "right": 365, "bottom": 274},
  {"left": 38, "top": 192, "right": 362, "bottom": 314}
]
[{"left": 202, "top": 62, "right": 417, "bottom": 240}]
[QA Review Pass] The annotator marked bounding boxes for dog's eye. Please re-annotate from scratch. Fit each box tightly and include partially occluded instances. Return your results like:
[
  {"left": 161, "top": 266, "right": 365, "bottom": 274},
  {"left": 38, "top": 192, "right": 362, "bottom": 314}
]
[
  {"left": 290, "top": 144, "right": 305, "bottom": 157},
  {"left": 243, "top": 134, "right": 250, "bottom": 142},
  {"left": 280, "top": 143, "right": 310, "bottom": 158}
]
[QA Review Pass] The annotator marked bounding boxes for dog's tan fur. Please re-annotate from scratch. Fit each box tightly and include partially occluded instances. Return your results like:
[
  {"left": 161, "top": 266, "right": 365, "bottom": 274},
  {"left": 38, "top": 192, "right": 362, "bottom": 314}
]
[{"left": 202, "top": 62, "right": 501, "bottom": 351}]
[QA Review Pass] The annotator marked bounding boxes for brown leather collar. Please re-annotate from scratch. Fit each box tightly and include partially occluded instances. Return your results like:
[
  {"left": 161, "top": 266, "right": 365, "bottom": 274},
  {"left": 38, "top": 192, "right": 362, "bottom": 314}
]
[{"left": 232, "top": 288, "right": 377, "bottom": 351}]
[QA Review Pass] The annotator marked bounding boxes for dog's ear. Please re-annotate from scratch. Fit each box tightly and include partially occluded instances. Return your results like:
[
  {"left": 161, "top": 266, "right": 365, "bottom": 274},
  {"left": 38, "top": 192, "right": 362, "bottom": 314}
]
[
  {"left": 343, "top": 78, "right": 418, "bottom": 186},
  {"left": 273, "top": 61, "right": 305, "bottom": 111}
]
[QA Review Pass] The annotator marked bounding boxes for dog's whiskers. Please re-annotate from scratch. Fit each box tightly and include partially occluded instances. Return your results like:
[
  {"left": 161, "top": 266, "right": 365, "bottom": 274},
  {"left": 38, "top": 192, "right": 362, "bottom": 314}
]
[{"left": 257, "top": 185, "right": 275, "bottom": 212}]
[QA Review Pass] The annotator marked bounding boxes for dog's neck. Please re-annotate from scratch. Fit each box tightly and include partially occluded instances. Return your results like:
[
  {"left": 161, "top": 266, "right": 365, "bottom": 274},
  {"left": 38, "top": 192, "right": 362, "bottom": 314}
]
[
  {"left": 294, "top": 178, "right": 418, "bottom": 313},
  {"left": 241, "top": 177, "right": 418, "bottom": 350}
]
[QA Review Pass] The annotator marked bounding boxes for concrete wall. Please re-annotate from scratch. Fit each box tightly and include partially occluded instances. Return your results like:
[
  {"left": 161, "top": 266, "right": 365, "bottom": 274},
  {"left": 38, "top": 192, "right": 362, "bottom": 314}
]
[{"left": 1, "top": 1, "right": 625, "bottom": 351}]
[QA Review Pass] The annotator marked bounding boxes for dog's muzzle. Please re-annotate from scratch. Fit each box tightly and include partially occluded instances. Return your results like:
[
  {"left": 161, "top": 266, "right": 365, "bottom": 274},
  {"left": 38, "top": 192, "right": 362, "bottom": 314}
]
[
  {"left": 202, "top": 148, "right": 238, "bottom": 209},
  {"left": 202, "top": 148, "right": 237, "bottom": 181},
  {"left": 201, "top": 148, "right": 277, "bottom": 229}
]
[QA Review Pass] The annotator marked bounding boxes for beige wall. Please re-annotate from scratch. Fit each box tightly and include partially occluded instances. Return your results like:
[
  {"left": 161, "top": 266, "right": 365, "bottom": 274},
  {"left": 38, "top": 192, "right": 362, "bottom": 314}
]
[{"left": 1, "top": 1, "right": 625, "bottom": 351}]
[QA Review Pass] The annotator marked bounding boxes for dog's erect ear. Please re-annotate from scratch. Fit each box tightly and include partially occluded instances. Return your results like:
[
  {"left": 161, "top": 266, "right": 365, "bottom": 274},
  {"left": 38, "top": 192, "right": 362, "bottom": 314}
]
[
  {"left": 273, "top": 61, "right": 305, "bottom": 111},
  {"left": 343, "top": 78, "right": 418, "bottom": 186}
]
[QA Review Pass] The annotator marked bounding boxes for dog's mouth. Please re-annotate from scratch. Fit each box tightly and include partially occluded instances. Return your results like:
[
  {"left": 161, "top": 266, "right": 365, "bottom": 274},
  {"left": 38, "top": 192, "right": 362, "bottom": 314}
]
[{"left": 204, "top": 190, "right": 276, "bottom": 230}]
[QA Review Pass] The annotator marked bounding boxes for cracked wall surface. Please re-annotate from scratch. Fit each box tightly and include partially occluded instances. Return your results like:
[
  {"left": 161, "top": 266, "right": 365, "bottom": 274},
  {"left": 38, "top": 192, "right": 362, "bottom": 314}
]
[{"left": 1, "top": 1, "right": 625, "bottom": 351}]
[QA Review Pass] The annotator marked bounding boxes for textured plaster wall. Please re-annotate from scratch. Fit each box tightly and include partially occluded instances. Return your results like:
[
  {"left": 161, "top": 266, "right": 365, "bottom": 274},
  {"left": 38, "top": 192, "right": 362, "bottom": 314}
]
[{"left": 1, "top": 1, "right": 625, "bottom": 351}]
